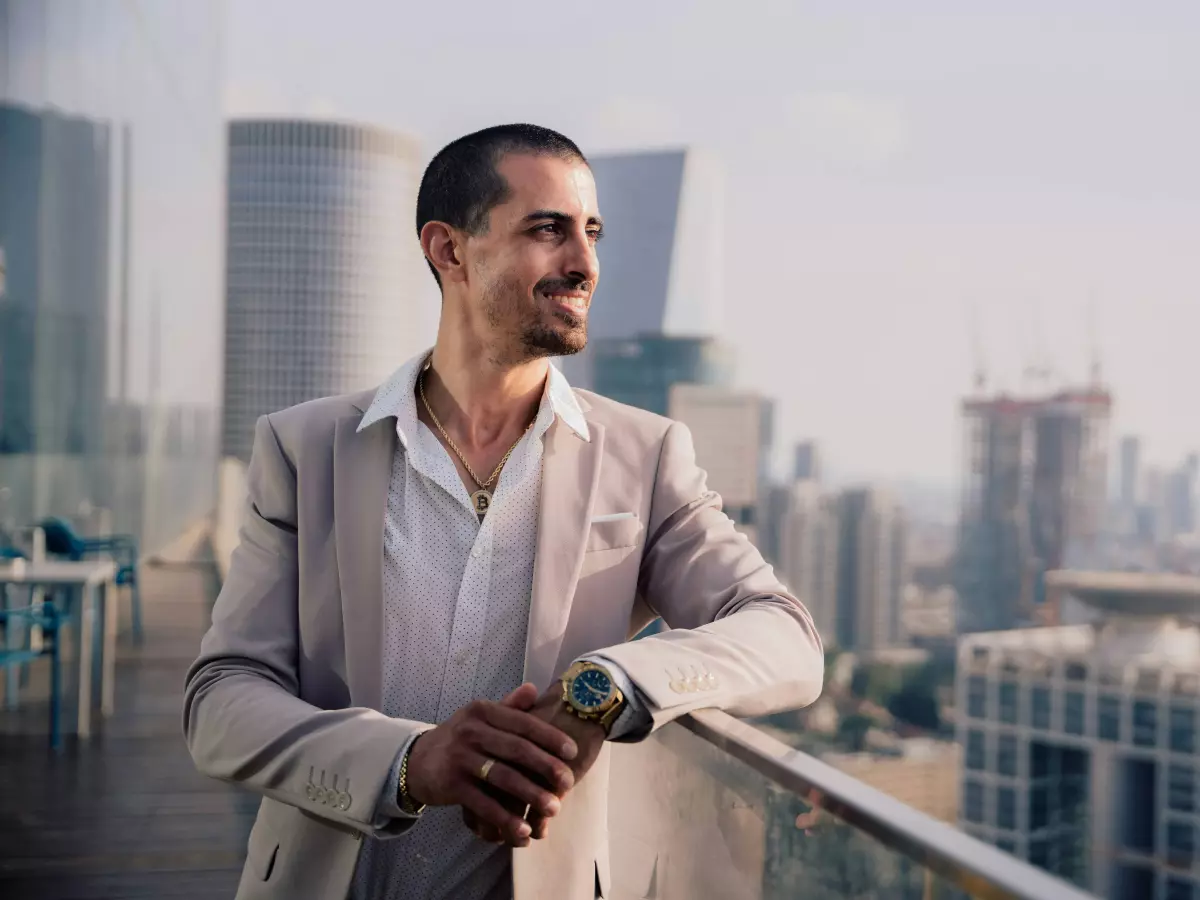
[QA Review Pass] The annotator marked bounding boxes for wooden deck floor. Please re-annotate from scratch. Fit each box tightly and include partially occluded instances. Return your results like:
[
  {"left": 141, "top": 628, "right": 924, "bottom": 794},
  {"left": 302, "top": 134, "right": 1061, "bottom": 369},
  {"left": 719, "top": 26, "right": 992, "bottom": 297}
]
[{"left": 0, "top": 559, "right": 257, "bottom": 898}]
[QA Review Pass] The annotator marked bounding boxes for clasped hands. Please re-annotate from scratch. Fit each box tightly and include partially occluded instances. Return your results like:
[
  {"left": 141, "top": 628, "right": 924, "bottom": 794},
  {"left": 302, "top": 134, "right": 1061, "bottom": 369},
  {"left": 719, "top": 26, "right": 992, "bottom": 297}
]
[{"left": 404, "top": 681, "right": 607, "bottom": 847}]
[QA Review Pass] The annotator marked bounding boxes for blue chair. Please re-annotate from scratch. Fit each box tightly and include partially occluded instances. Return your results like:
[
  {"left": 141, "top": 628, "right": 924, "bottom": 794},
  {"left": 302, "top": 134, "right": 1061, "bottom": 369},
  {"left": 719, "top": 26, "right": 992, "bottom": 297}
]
[
  {"left": 0, "top": 600, "right": 65, "bottom": 748},
  {"left": 39, "top": 517, "right": 142, "bottom": 643}
]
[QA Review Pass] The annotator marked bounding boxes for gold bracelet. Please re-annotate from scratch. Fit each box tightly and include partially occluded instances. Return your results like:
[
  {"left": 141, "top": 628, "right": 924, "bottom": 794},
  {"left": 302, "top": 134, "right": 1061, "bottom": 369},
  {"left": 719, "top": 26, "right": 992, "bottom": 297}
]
[{"left": 398, "top": 735, "right": 426, "bottom": 816}]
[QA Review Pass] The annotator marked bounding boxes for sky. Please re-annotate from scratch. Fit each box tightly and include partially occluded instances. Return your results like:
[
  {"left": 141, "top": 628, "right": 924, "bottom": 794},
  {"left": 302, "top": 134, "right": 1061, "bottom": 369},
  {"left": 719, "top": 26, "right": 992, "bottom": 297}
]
[{"left": 225, "top": 0, "right": 1200, "bottom": 488}]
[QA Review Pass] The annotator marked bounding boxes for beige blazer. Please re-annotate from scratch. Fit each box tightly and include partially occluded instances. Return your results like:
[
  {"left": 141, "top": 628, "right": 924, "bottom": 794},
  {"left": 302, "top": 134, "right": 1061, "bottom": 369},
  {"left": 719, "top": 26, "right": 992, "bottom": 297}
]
[{"left": 184, "top": 385, "right": 824, "bottom": 900}]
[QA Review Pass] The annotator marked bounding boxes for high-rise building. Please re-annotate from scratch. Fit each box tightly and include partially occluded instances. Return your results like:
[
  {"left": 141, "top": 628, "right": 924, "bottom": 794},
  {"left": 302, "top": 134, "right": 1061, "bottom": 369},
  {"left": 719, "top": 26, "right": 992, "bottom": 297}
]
[
  {"left": 835, "top": 488, "right": 909, "bottom": 653},
  {"left": 562, "top": 148, "right": 724, "bottom": 389},
  {"left": 588, "top": 334, "right": 733, "bottom": 416},
  {"left": 956, "top": 570, "right": 1200, "bottom": 899},
  {"left": 0, "top": 106, "right": 110, "bottom": 458},
  {"left": 760, "top": 441, "right": 824, "bottom": 567},
  {"left": 777, "top": 480, "right": 840, "bottom": 642},
  {"left": 1119, "top": 436, "right": 1142, "bottom": 513},
  {"left": 0, "top": 1, "right": 225, "bottom": 552},
  {"left": 1166, "top": 462, "right": 1198, "bottom": 540},
  {"left": 956, "top": 386, "right": 1112, "bottom": 633},
  {"left": 578, "top": 148, "right": 732, "bottom": 640},
  {"left": 793, "top": 441, "right": 821, "bottom": 483},
  {"left": 667, "top": 383, "right": 773, "bottom": 543},
  {"left": 221, "top": 119, "right": 428, "bottom": 462}
]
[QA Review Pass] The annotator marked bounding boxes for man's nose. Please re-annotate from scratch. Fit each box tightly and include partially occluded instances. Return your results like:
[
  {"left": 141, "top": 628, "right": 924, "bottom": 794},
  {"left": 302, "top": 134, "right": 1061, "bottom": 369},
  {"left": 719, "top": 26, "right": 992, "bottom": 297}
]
[{"left": 563, "top": 234, "right": 599, "bottom": 288}]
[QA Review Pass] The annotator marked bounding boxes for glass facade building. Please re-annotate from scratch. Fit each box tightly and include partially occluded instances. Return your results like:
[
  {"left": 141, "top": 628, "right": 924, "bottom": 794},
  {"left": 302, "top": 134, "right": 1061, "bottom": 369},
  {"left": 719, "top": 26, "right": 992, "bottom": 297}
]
[
  {"left": 588, "top": 333, "right": 733, "bottom": 417},
  {"left": 956, "top": 577, "right": 1200, "bottom": 900},
  {"left": 0, "top": 1, "right": 226, "bottom": 552},
  {"left": 222, "top": 119, "right": 428, "bottom": 463}
]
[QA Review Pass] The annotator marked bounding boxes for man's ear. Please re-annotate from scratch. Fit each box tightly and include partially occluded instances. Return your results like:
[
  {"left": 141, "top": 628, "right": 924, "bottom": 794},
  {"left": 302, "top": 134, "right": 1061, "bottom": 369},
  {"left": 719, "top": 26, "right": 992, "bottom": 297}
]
[{"left": 421, "top": 221, "right": 466, "bottom": 285}]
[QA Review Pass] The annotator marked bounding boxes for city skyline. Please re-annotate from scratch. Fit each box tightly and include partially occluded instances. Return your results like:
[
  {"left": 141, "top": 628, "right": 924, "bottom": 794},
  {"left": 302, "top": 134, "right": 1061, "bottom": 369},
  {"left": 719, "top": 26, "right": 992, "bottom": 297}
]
[{"left": 225, "top": 0, "right": 1200, "bottom": 486}]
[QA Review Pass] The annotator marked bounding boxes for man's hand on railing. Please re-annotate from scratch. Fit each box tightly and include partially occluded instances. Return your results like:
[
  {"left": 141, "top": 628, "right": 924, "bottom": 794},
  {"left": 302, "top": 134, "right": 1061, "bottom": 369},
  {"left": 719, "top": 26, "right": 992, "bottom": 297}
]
[{"left": 794, "top": 788, "right": 825, "bottom": 835}]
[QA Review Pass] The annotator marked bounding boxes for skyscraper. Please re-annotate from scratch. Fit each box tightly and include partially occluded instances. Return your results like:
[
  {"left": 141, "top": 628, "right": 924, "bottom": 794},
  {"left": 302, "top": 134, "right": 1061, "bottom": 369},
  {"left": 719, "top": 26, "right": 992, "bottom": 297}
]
[
  {"left": 1165, "top": 462, "right": 1198, "bottom": 540},
  {"left": 563, "top": 148, "right": 724, "bottom": 389},
  {"left": 836, "top": 488, "right": 909, "bottom": 653},
  {"left": 793, "top": 441, "right": 821, "bottom": 483},
  {"left": 588, "top": 334, "right": 734, "bottom": 416},
  {"left": 1119, "top": 436, "right": 1142, "bottom": 513},
  {"left": 0, "top": 106, "right": 110, "bottom": 458},
  {"left": 221, "top": 119, "right": 428, "bottom": 462},
  {"left": 956, "top": 386, "right": 1112, "bottom": 633}
]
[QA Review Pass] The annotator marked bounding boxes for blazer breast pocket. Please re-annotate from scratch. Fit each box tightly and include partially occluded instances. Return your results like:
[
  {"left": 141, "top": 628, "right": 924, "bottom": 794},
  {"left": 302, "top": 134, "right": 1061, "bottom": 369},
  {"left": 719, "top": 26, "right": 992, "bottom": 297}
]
[{"left": 585, "top": 515, "right": 643, "bottom": 553}]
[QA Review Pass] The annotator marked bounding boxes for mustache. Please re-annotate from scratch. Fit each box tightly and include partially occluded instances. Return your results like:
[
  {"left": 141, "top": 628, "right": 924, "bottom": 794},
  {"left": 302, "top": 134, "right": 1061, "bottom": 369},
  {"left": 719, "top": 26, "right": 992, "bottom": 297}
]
[{"left": 535, "top": 277, "right": 593, "bottom": 295}]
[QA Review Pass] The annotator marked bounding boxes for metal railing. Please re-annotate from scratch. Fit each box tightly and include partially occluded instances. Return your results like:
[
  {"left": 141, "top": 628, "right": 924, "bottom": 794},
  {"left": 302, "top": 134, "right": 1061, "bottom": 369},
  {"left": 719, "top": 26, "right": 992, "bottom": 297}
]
[{"left": 680, "top": 708, "right": 1099, "bottom": 900}]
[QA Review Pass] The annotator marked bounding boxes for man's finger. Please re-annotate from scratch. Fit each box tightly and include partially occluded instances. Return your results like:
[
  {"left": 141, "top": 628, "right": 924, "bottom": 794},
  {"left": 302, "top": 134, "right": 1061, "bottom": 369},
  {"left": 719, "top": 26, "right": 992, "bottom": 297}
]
[
  {"left": 467, "top": 754, "right": 560, "bottom": 817},
  {"left": 463, "top": 808, "right": 505, "bottom": 844},
  {"left": 460, "top": 784, "right": 533, "bottom": 847},
  {"left": 481, "top": 703, "right": 578, "bottom": 762},
  {"left": 526, "top": 811, "right": 550, "bottom": 840},
  {"left": 476, "top": 726, "right": 575, "bottom": 795}
]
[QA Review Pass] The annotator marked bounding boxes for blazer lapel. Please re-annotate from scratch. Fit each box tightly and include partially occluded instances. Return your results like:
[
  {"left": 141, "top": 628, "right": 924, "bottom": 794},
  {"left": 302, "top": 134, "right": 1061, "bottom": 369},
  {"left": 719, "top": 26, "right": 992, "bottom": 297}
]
[
  {"left": 333, "top": 412, "right": 396, "bottom": 711},
  {"left": 524, "top": 416, "right": 605, "bottom": 691}
]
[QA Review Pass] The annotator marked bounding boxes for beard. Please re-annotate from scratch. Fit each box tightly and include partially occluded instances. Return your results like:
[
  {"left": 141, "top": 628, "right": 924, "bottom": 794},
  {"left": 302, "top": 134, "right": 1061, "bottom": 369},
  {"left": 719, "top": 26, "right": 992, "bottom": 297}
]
[{"left": 482, "top": 272, "right": 589, "bottom": 362}]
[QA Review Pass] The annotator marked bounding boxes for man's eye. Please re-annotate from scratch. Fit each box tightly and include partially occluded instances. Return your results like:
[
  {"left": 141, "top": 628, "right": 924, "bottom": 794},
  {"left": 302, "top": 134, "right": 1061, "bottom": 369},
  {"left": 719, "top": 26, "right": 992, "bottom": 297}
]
[{"left": 588, "top": 229, "right": 604, "bottom": 242}]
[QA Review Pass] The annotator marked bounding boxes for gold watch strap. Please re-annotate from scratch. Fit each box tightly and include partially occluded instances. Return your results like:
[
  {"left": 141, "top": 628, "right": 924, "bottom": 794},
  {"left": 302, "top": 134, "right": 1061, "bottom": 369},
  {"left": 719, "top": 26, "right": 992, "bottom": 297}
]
[{"left": 598, "top": 688, "right": 627, "bottom": 733}]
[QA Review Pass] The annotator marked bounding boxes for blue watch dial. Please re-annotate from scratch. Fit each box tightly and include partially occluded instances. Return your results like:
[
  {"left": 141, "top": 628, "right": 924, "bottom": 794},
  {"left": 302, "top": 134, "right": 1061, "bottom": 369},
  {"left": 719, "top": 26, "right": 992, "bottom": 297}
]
[{"left": 570, "top": 667, "right": 614, "bottom": 710}]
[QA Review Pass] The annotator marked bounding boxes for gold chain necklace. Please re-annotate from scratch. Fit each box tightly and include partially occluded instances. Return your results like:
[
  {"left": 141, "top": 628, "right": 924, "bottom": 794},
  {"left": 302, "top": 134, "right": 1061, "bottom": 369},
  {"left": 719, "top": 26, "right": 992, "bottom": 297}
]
[{"left": 418, "top": 366, "right": 535, "bottom": 518}]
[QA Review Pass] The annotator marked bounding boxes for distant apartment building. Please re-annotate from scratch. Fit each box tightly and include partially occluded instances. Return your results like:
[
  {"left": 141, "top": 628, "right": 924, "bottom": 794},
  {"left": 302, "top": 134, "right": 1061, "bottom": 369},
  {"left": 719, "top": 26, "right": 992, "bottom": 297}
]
[
  {"left": 668, "top": 383, "right": 772, "bottom": 544},
  {"left": 956, "top": 386, "right": 1111, "bottom": 633},
  {"left": 221, "top": 119, "right": 428, "bottom": 462},
  {"left": 777, "top": 480, "right": 840, "bottom": 642},
  {"left": 956, "top": 571, "right": 1200, "bottom": 899},
  {"left": 766, "top": 474, "right": 911, "bottom": 654},
  {"left": 836, "top": 488, "right": 909, "bottom": 653},
  {"left": 1117, "top": 435, "right": 1142, "bottom": 534},
  {"left": 1166, "top": 462, "right": 1198, "bottom": 540}
]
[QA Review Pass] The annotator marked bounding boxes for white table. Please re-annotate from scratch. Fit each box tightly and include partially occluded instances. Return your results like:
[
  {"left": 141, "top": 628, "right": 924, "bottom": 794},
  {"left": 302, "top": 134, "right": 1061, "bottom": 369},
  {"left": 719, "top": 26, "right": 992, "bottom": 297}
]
[{"left": 0, "top": 559, "right": 119, "bottom": 737}]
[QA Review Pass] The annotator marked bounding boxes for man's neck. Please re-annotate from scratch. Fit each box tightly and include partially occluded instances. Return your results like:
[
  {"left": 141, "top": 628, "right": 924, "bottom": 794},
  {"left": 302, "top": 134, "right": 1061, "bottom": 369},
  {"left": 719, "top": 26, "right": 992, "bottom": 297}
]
[{"left": 423, "top": 334, "right": 548, "bottom": 452}]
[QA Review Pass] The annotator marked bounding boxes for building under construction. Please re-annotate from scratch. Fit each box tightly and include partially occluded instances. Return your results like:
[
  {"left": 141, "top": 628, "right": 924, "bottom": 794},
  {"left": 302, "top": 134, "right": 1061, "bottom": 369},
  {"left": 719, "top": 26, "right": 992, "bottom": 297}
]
[{"left": 956, "top": 384, "right": 1112, "bottom": 633}]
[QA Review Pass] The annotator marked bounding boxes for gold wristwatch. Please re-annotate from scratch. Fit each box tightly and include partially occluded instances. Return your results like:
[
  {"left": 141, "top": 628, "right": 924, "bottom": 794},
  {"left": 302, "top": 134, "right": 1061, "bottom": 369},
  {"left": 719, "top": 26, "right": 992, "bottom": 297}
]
[{"left": 560, "top": 661, "right": 626, "bottom": 734}]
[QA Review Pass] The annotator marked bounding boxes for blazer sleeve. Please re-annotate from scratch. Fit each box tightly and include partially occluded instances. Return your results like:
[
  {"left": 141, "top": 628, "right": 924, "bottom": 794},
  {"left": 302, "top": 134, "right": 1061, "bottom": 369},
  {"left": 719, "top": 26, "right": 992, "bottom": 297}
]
[
  {"left": 594, "top": 420, "right": 825, "bottom": 733},
  {"left": 182, "top": 414, "right": 424, "bottom": 840}
]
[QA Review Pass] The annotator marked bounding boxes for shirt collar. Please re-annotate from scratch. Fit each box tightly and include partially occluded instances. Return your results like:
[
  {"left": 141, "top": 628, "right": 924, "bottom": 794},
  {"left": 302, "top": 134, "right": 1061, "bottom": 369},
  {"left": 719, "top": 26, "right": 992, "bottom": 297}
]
[{"left": 357, "top": 351, "right": 590, "bottom": 445}]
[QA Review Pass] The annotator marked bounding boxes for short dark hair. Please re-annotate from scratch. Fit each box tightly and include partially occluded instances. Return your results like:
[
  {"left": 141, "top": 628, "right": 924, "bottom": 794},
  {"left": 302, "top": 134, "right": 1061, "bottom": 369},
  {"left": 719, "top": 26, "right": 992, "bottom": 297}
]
[{"left": 416, "top": 124, "right": 588, "bottom": 285}]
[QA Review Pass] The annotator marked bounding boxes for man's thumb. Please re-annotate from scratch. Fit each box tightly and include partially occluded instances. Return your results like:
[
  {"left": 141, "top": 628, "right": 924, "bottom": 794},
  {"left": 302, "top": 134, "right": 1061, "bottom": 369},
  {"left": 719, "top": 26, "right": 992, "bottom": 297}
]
[{"left": 501, "top": 682, "right": 539, "bottom": 710}]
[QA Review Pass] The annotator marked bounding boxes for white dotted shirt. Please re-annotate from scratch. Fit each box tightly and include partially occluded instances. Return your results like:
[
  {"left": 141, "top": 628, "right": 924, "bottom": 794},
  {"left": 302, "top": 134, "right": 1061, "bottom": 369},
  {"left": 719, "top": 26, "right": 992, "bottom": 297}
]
[{"left": 349, "top": 352, "right": 636, "bottom": 900}]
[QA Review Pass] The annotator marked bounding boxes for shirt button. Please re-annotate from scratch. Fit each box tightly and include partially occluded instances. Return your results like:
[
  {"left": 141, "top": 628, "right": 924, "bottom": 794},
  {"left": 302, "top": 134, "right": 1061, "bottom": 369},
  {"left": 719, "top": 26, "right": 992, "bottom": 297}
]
[{"left": 471, "top": 546, "right": 482, "bottom": 558}]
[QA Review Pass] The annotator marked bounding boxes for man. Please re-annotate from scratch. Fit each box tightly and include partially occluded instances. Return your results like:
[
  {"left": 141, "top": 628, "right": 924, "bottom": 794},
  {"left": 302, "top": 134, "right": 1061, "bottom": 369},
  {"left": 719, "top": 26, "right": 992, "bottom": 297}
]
[{"left": 185, "top": 124, "right": 823, "bottom": 900}]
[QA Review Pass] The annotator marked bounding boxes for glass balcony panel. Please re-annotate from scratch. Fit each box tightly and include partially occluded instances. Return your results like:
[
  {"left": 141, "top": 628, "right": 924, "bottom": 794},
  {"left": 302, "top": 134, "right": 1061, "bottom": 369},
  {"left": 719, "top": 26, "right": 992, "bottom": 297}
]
[{"left": 608, "top": 711, "right": 1100, "bottom": 900}]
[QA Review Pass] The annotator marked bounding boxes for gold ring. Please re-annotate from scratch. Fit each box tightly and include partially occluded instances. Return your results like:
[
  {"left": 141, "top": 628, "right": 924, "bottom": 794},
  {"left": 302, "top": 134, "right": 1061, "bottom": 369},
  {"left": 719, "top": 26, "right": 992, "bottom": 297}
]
[{"left": 479, "top": 758, "right": 496, "bottom": 782}]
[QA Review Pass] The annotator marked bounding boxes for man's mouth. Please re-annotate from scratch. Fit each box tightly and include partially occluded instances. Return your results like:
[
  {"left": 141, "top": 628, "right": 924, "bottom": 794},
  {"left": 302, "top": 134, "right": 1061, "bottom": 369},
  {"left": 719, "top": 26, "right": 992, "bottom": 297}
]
[{"left": 539, "top": 291, "right": 589, "bottom": 315}]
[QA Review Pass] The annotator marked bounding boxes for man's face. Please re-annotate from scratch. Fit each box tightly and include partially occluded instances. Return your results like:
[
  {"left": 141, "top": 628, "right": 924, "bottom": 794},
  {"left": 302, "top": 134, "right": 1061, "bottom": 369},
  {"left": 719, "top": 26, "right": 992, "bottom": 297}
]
[{"left": 463, "top": 153, "right": 602, "bottom": 362}]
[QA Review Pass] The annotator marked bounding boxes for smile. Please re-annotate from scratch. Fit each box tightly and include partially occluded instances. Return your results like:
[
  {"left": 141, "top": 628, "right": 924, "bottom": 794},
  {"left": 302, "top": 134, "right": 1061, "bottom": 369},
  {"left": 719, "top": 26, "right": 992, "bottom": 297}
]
[{"left": 541, "top": 292, "right": 589, "bottom": 313}]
